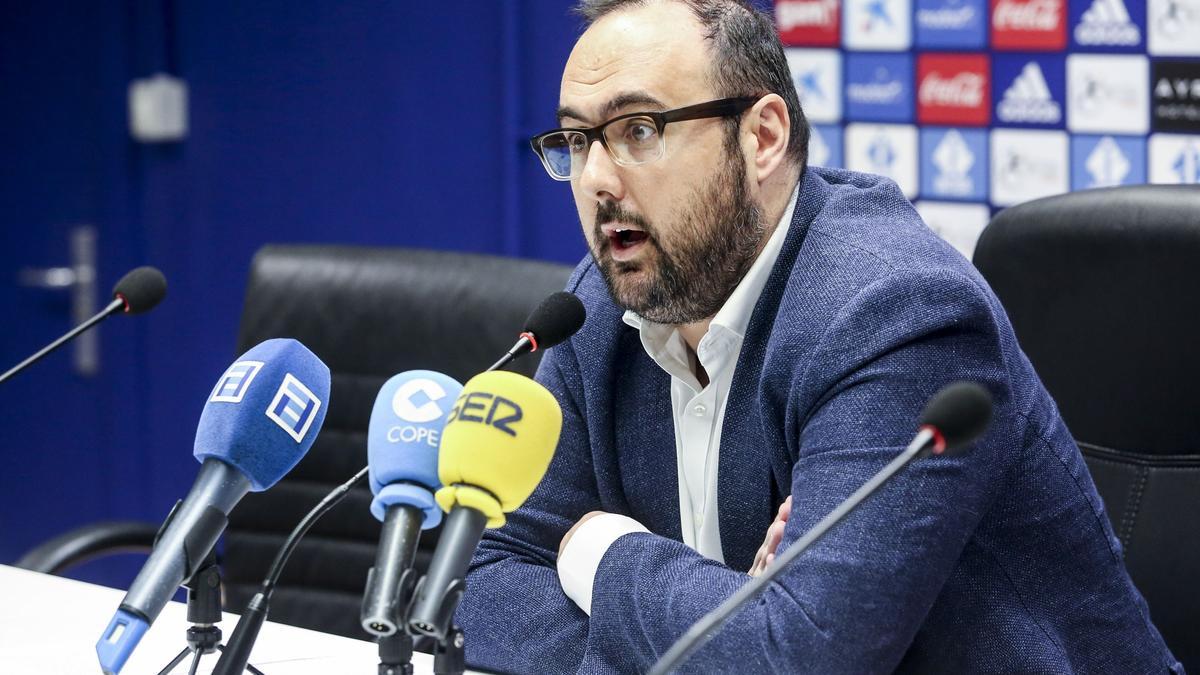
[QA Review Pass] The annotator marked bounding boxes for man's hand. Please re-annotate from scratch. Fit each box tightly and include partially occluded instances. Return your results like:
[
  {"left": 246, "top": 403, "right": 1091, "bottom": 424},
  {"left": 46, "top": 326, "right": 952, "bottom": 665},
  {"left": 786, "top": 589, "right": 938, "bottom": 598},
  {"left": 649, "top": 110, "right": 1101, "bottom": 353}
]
[
  {"left": 559, "top": 510, "right": 608, "bottom": 558},
  {"left": 749, "top": 496, "right": 792, "bottom": 576}
]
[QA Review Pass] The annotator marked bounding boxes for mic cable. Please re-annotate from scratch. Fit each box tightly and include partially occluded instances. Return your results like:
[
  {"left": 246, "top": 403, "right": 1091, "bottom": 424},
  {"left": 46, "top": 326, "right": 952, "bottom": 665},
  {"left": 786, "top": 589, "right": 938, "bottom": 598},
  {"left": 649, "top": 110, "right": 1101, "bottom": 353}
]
[{"left": 213, "top": 466, "right": 368, "bottom": 675}]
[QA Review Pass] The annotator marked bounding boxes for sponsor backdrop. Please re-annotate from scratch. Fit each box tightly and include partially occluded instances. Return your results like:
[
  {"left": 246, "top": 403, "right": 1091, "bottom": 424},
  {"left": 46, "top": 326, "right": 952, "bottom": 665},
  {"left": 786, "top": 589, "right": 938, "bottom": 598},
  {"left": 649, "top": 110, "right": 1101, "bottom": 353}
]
[
  {"left": 0, "top": 1, "right": 1195, "bottom": 592},
  {"left": 776, "top": 0, "right": 1200, "bottom": 257}
]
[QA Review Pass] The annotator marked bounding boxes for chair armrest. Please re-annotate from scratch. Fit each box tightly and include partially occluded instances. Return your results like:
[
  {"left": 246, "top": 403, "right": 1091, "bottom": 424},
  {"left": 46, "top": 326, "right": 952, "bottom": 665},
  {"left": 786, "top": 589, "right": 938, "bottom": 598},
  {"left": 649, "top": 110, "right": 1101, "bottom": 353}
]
[{"left": 14, "top": 521, "right": 159, "bottom": 575}]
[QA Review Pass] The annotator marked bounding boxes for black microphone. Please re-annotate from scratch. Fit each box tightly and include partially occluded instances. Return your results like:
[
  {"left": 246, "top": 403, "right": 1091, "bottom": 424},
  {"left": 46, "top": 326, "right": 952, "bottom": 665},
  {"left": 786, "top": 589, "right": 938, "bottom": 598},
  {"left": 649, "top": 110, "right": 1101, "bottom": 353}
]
[
  {"left": 487, "top": 291, "right": 586, "bottom": 372},
  {"left": 647, "top": 382, "right": 994, "bottom": 675},
  {"left": 0, "top": 266, "right": 167, "bottom": 385}
]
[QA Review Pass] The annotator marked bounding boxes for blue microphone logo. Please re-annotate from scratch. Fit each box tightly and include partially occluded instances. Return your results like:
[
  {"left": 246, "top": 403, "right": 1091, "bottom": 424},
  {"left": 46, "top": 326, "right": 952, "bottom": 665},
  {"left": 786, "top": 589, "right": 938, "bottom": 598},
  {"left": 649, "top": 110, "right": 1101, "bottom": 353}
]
[
  {"left": 369, "top": 370, "right": 464, "bottom": 524},
  {"left": 265, "top": 373, "right": 323, "bottom": 442},
  {"left": 387, "top": 377, "right": 451, "bottom": 446},
  {"left": 209, "top": 360, "right": 263, "bottom": 403},
  {"left": 392, "top": 378, "right": 450, "bottom": 424}
]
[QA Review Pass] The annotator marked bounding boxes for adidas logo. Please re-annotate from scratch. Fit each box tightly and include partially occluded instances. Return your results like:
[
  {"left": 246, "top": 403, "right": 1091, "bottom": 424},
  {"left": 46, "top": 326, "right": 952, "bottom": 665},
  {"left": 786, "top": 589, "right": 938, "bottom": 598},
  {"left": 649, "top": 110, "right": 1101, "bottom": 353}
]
[
  {"left": 997, "top": 62, "right": 1062, "bottom": 123},
  {"left": 932, "top": 130, "right": 975, "bottom": 195},
  {"left": 1085, "top": 137, "right": 1130, "bottom": 187},
  {"left": 1075, "top": 0, "right": 1141, "bottom": 45}
]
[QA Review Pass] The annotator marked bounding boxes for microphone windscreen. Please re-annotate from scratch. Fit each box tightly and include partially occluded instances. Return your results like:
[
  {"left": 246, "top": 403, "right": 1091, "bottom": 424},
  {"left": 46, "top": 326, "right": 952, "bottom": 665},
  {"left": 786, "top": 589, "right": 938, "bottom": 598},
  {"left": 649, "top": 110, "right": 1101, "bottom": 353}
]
[
  {"left": 523, "top": 292, "right": 586, "bottom": 350},
  {"left": 367, "top": 370, "right": 463, "bottom": 527},
  {"left": 194, "top": 339, "right": 331, "bottom": 491},
  {"left": 112, "top": 266, "right": 167, "bottom": 314},
  {"left": 435, "top": 371, "right": 562, "bottom": 527},
  {"left": 919, "top": 381, "right": 993, "bottom": 453}
]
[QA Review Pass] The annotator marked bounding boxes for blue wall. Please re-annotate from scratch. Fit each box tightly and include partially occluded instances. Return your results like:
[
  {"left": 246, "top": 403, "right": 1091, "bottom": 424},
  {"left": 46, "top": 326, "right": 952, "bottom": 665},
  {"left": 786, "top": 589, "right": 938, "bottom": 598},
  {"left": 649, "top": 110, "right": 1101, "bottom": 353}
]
[{"left": 0, "top": 1, "right": 600, "bottom": 585}]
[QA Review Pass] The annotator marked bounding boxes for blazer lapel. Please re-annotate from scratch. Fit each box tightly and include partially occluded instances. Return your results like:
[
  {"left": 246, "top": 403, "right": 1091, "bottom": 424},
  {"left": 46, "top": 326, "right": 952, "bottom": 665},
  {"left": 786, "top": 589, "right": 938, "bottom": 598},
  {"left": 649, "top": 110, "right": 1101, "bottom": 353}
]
[{"left": 717, "top": 168, "right": 829, "bottom": 571}]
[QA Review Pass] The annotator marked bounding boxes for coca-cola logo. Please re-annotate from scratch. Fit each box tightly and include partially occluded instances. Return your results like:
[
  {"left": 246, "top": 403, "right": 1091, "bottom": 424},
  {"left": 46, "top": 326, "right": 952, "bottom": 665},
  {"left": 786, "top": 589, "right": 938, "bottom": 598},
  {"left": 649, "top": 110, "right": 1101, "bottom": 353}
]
[
  {"left": 778, "top": 0, "right": 839, "bottom": 29},
  {"left": 920, "top": 73, "right": 986, "bottom": 107},
  {"left": 994, "top": 0, "right": 1061, "bottom": 30}
]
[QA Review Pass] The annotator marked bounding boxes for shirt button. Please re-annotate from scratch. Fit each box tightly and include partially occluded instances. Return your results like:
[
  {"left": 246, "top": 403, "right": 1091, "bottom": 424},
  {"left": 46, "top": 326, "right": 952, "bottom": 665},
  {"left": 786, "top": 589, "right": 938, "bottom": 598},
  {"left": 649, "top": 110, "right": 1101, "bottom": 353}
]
[
  {"left": 694, "top": 513, "right": 704, "bottom": 528},
  {"left": 692, "top": 404, "right": 707, "bottom": 416}
]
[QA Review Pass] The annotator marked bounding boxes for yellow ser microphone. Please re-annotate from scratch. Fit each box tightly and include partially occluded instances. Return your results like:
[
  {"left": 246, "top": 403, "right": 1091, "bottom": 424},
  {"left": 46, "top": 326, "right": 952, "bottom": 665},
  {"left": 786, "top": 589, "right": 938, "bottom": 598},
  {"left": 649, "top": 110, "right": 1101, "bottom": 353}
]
[{"left": 407, "top": 370, "right": 562, "bottom": 641}]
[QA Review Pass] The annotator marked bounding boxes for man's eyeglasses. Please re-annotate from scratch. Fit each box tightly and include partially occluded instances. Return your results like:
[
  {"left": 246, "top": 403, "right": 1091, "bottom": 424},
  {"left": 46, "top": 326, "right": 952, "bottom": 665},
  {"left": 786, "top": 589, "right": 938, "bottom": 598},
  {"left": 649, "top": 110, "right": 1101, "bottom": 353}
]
[{"left": 529, "top": 96, "right": 761, "bottom": 181}]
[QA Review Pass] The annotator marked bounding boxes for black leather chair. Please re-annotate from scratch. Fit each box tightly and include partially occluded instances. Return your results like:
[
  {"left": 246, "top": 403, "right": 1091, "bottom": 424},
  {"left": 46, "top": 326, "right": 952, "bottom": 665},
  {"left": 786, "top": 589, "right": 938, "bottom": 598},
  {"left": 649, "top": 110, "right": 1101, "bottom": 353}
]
[
  {"left": 972, "top": 185, "right": 1200, "bottom": 671},
  {"left": 17, "top": 244, "right": 573, "bottom": 641}
]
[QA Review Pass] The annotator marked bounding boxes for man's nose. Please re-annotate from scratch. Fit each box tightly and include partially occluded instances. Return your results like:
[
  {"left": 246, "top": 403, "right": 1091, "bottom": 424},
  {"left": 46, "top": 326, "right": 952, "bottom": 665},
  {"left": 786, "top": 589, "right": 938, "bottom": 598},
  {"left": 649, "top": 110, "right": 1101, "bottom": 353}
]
[{"left": 578, "top": 140, "right": 625, "bottom": 202}]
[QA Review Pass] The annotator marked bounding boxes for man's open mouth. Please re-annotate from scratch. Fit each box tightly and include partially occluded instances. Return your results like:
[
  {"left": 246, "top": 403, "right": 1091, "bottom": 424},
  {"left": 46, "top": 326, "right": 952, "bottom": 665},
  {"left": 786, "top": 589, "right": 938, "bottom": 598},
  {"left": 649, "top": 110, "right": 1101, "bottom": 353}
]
[{"left": 609, "top": 228, "right": 649, "bottom": 250}]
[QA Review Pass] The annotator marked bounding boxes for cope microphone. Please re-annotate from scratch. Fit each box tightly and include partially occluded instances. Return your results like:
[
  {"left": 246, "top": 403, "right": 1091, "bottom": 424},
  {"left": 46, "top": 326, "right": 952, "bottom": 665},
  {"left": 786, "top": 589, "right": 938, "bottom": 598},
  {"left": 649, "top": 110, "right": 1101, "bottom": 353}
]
[
  {"left": 648, "top": 381, "right": 994, "bottom": 675},
  {"left": 216, "top": 292, "right": 586, "bottom": 675},
  {"left": 95, "top": 339, "right": 330, "bottom": 675},
  {"left": 407, "top": 370, "right": 563, "bottom": 641},
  {"left": 487, "top": 291, "right": 585, "bottom": 372},
  {"left": 361, "top": 370, "right": 465, "bottom": 637},
  {"left": 0, "top": 266, "right": 167, "bottom": 385}
]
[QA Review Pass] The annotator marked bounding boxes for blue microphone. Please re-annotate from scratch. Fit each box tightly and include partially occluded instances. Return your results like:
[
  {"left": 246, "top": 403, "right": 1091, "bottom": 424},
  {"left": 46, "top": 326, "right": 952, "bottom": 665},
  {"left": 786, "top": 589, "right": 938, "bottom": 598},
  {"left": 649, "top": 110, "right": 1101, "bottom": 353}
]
[
  {"left": 361, "top": 370, "right": 463, "bottom": 637},
  {"left": 95, "top": 339, "right": 330, "bottom": 674}
]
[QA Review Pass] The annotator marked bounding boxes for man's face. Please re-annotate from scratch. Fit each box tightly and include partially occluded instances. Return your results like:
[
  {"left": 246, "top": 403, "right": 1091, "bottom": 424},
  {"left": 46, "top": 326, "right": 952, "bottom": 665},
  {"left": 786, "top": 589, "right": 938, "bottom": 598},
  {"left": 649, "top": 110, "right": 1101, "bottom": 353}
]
[{"left": 559, "top": 2, "right": 767, "bottom": 325}]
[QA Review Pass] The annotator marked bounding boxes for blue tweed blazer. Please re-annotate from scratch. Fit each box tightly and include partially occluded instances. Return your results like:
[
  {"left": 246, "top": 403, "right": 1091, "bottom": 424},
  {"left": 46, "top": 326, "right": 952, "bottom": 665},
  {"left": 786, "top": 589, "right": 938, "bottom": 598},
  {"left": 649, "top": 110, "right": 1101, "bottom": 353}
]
[{"left": 457, "top": 167, "right": 1181, "bottom": 674}]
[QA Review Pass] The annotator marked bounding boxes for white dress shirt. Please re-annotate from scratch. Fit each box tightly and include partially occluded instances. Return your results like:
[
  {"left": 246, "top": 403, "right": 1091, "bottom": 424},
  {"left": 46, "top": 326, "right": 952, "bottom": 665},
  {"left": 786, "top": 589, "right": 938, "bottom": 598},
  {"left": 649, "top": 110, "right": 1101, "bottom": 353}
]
[{"left": 557, "top": 185, "right": 800, "bottom": 615}]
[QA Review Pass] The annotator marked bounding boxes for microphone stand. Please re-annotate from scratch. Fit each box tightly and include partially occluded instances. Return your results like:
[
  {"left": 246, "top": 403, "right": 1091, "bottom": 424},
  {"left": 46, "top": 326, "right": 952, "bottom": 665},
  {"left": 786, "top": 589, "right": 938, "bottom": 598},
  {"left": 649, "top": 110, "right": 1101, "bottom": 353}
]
[
  {"left": 647, "top": 428, "right": 940, "bottom": 675},
  {"left": 133, "top": 497, "right": 261, "bottom": 675},
  {"left": 372, "top": 566, "right": 419, "bottom": 675},
  {"left": 156, "top": 547, "right": 263, "bottom": 675},
  {"left": 0, "top": 297, "right": 124, "bottom": 385},
  {"left": 367, "top": 509, "right": 465, "bottom": 675},
  {"left": 408, "top": 506, "right": 487, "bottom": 675},
  {"left": 431, "top": 626, "right": 465, "bottom": 675}
]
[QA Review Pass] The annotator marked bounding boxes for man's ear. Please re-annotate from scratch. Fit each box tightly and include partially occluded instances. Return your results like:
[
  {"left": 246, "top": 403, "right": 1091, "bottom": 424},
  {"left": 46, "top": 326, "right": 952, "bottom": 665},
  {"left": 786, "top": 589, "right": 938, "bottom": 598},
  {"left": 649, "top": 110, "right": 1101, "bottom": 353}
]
[{"left": 743, "top": 94, "right": 791, "bottom": 184}]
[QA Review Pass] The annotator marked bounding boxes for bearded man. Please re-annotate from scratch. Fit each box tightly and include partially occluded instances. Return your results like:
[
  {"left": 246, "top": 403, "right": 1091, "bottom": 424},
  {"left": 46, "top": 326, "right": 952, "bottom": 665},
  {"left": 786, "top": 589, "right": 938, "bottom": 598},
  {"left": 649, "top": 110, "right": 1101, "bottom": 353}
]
[{"left": 455, "top": 1, "right": 1180, "bottom": 673}]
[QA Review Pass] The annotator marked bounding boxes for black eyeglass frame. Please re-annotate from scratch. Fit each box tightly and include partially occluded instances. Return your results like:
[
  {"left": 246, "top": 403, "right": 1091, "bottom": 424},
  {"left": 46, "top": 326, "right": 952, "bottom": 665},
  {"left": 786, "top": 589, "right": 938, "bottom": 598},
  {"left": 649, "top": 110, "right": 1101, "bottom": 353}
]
[{"left": 529, "top": 95, "right": 763, "bottom": 180}]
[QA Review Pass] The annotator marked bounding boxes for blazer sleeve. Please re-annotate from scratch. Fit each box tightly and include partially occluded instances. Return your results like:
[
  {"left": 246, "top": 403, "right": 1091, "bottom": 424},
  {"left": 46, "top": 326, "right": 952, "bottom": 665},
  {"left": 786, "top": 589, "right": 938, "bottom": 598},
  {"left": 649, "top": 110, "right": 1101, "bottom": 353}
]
[
  {"left": 579, "top": 268, "right": 1021, "bottom": 674},
  {"left": 456, "top": 339, "right": 602, "bottom": 674}
]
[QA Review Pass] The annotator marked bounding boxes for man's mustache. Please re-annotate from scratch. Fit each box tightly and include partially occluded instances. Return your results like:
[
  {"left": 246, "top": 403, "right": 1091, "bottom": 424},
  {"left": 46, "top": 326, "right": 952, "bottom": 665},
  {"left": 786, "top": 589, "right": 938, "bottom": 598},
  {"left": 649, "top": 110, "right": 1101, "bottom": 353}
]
[{"left": 595, "top": 201, "right": 654, "bottom": 235}]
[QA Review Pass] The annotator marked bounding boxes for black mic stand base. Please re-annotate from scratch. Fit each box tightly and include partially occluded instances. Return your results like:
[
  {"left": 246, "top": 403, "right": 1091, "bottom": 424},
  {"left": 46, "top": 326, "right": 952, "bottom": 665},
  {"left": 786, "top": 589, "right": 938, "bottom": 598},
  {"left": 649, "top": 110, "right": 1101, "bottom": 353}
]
[
  {"left": 432, "top": 625, "right": 465, "bottom": 675},
  {"left": 377, "top": 631, "right": 415, "bottom": 675},
  {"left": 156, "top": 554, "right": 264, "bottom": 675}
]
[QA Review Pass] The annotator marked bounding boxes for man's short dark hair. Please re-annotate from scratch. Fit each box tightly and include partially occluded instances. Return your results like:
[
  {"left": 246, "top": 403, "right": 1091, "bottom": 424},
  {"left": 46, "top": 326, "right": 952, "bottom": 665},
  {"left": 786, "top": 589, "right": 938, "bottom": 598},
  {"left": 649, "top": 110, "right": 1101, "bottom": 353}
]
[{"left": 575, "top": 0, "right": 808, "bottom": 170}]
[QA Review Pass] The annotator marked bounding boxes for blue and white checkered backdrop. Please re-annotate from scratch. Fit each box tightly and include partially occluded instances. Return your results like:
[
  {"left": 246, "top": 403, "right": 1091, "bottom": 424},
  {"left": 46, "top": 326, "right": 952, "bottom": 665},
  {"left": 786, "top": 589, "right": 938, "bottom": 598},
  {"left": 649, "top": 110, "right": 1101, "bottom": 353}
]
[{"left": 774, "top": 0, "right": 1200, "bottom": 257}]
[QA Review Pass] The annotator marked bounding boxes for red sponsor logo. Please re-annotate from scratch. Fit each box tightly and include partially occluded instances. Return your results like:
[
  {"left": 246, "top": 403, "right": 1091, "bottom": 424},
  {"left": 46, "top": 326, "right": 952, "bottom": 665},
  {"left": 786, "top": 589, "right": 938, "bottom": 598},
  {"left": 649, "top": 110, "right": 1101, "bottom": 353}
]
[
  {"left": 990, "top": 0, "right": 1066, "bottom": 50},
  {"left": 776, "top": 0, "right": 841, "bottom": 46},
  {"left": 918, "top": 54, "right": 991, "bottom": 126}
]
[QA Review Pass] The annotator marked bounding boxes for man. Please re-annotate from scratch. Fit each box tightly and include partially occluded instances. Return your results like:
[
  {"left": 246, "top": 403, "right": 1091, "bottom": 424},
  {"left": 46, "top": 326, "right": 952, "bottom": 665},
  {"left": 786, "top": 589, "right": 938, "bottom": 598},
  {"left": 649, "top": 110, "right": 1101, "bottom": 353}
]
[{"left": 457, "top": 1, "right": 1181, "bottom": 672}]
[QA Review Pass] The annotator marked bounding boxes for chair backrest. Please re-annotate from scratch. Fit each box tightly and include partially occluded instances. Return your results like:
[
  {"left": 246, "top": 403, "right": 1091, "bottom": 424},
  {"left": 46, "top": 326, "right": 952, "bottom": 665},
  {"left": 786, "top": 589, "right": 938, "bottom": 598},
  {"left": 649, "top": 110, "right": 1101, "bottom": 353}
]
[
  {"left": 223, "top": 244, "right": 573, "bottom": 640},
  {"left": 972, "top": 185, "right": 1200, "bottom": 671}
]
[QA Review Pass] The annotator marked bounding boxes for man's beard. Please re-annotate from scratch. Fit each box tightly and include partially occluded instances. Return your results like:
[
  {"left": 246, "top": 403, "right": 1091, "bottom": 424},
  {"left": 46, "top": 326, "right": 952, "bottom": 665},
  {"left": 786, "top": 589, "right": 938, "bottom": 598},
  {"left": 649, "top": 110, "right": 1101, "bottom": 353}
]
[{"left": 589, "top": 142, "right": 768, "bottom": 325}]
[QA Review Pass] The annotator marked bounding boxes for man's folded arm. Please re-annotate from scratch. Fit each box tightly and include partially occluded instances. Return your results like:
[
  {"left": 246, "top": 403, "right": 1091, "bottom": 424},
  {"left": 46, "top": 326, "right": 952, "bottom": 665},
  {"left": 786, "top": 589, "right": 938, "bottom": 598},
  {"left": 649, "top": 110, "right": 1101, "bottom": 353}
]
[
  {"left": 457, "top": 341, "right": 600, "bottom": 674},
  {"left": 580, "top": 269, "right": 1019, "bottom": 673}
]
